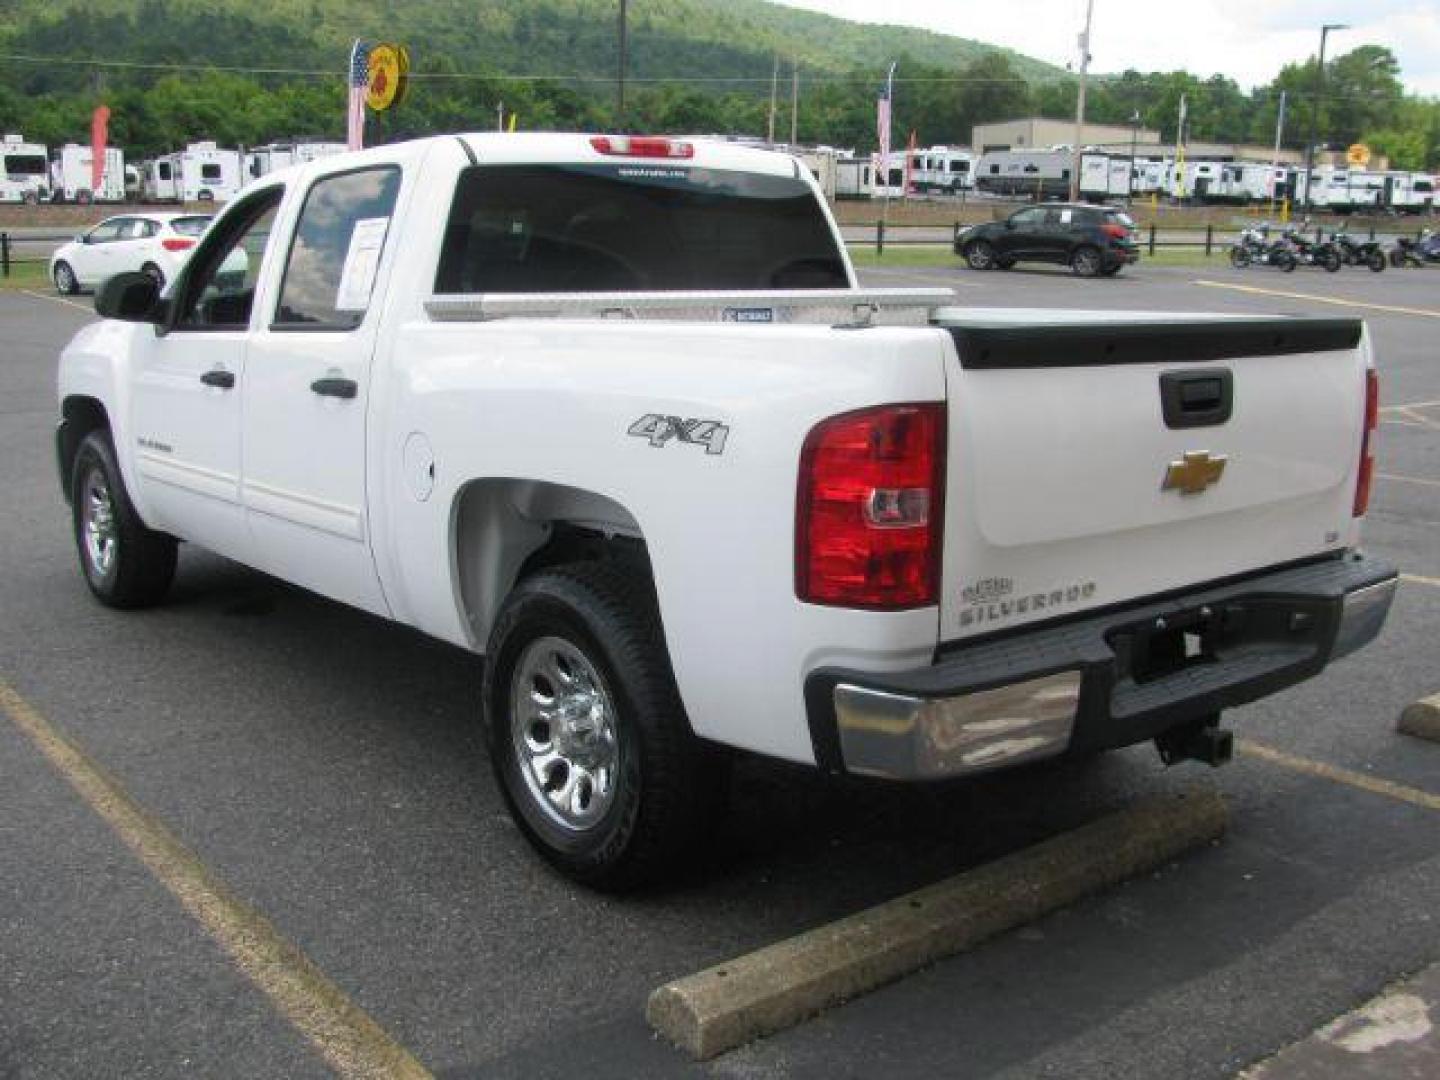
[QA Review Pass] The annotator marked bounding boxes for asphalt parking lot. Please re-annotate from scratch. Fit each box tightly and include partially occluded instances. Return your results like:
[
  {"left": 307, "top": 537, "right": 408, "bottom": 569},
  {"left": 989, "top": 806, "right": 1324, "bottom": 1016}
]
[{"left": 3, "top": 260, "right": 1439, "bottom": 1078}]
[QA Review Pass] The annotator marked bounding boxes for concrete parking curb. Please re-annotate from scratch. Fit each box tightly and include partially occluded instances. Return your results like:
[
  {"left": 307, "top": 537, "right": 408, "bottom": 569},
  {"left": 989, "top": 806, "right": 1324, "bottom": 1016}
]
[
  {"left": 646, "top": 785, "right": 1228, "bottom": 1060},
  {"left": 1240, "top": 960, "right": 1440, "bottom": 1078},
  {"left": 1398, "top": 694, "right": 1440, "bottom": 743}
]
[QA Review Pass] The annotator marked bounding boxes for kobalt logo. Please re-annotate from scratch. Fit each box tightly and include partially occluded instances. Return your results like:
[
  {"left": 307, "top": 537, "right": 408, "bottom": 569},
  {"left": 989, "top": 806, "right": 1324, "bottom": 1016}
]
[{"left": 627, "top": 414, "right": 730, "bottom": 456}]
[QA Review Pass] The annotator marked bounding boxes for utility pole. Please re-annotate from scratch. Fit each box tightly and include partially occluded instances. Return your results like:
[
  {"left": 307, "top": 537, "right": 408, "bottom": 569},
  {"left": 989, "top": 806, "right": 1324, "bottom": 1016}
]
[
  {"left": 1069, "top": 0, "right": 1095, "bottom": 202},
  {"left": 1128, "top": 109, "right": 1140, "bottom": 205},
  {"left": 789, "top": 61, "right": 799, "bottom": 147},
  {"left": 1303, "top": 23, "right": 1347, "bottom": 211},
  {"left": 767, "top": 53, "right": 779, "bottom": 144},
  {"left": 1270, "top": 89, "right": 1287, "bottom": 211},
  {"left": 617, "top": 0, "right": 628, "bottom": 129}
]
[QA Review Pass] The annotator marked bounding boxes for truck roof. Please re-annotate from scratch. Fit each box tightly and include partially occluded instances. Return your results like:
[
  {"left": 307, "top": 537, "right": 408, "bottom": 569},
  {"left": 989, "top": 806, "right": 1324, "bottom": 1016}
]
[{"left": 453, "top": 132, "right": 803, "bottom": 177}]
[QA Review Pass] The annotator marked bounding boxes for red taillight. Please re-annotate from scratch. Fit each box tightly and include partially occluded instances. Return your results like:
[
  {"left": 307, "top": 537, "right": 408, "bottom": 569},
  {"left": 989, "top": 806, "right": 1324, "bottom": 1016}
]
[
  {"left": 1102, "top": 222, "right": 1129, "bottom": 240},
  {"left": 161, "top": 237, "right": 196, "bottom": 252},
  {"left": 1354, "top": 368, "right": 1379, "bottom": 516},
  {"left": 589, "top": 135, "right": 694, "bottom": 159},
  {"left": 797, "top": 403, "right": 946, "bottom": 609}
]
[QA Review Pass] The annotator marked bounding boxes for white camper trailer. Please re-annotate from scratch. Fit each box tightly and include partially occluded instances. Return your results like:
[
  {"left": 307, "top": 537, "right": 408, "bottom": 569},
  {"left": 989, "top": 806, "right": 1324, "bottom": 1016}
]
[
  {"left": 835, "top": 155, "right": 905, "bottom": 199},
  {"left": 796, "top": 147, "right": 838, "bottom": 201},
  {"left": 909, "top": 146, "right": 973, "bottom": 194},
  {"left": 145, "top": 142, "right": 243, "bottom": 202},
  {"left": 245, "top": 140, "right": 347, "bottom": 181},
  {"left": 974, "top": 150, "right": 1071, "bottom": 199},
  {"left": 0, "top": 134, "right": 51, "bottom": 203},
  {"left": 50, "top": 144, "right": 126, "bottom": 203},
  {"left": 1078, "top": 153, "right": 1133, "bottom": 199}
]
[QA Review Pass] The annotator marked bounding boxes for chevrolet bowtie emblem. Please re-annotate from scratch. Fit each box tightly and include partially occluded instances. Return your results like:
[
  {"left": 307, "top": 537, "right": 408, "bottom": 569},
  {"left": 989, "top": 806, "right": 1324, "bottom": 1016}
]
[{"left": 1163, "top": 451, "right": 1227, "bottom": 495}]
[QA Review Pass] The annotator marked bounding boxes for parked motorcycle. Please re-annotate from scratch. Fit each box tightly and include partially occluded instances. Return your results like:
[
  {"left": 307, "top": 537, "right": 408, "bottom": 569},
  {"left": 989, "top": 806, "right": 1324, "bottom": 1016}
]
[
  {"left": 1281, "top": 223, "right": 1342, "bottom": 272},
  {"left": 1229, "top": 224, "right": 1297, "bottom": 271},
  {"left": 1389, "top": 230, "right": 1430, "bottom": 268},
  {"left": 1330, "top": 224, "right": 1386, "bottom": 273}
]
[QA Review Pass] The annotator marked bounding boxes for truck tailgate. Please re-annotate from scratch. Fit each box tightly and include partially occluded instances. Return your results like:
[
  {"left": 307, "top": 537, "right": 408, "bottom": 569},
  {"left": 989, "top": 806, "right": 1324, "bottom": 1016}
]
[{"left": 935, "top": 310, "right": 1369, "bottom": 641}]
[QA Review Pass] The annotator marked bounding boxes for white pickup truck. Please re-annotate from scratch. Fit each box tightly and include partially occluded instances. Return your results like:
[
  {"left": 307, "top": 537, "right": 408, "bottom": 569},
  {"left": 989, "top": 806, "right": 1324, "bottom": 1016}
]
[{"left": 57, "top": 133, "right": 1396, "bottom": 889}]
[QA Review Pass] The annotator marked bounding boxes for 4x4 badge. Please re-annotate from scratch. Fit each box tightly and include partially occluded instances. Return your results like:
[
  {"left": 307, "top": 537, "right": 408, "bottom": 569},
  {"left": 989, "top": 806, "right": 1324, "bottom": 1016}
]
[{"left": 1163, "top": 451, "right": 1227, "bottom": 495}]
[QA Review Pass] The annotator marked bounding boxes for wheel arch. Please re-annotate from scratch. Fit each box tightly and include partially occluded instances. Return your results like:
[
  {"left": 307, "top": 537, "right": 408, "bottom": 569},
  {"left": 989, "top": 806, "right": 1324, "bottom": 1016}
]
[
  {"left": 450, "top": 478, "right": 647, "bottom": 650},
  {"left": 57, "top": 395, "right": 111, "bottom": 503}
]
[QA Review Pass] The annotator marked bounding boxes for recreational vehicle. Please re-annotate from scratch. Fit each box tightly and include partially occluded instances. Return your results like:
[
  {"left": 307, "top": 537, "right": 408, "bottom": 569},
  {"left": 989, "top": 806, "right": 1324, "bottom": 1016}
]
[
  {"left": 50, "top": 144, "right": 126, "bottom": 203},
  {"left": 0, "top": 134, "right": 51, "bottom": 202}
]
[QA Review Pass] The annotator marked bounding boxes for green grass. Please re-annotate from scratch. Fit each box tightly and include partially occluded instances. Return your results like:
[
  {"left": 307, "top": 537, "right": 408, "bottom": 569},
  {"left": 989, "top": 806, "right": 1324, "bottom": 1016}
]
[{"left": 0, "top": 261, "right": 58, "bottom": 290}]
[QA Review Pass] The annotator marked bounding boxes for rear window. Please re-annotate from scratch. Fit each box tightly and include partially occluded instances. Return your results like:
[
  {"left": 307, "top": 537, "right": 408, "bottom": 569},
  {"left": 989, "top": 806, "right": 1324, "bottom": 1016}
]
[
  {"left": 171, "top": 216, "right": 211, "bottom": 236},
  {"left": 434, "top": 164, "right": 847, "bottom": 293},
  {"left": 1105, "top": 210, "right": 1136, "bottom": 229},
  {"left": 201, "top": 164, "right": 222, "bottom": 181}
]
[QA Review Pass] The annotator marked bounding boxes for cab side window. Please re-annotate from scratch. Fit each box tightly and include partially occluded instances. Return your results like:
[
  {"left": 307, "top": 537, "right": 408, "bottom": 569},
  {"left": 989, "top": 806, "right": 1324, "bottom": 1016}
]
[
  {"left": 173, "top": 187, "right": 284, "bottom": 332},
  {"left": 273, "top": 167, "right": 400, "bottom": 331}
]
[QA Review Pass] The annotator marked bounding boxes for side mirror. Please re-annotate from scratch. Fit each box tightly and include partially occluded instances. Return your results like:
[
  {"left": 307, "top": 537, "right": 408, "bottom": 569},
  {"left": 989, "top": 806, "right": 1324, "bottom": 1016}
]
[{"left": 95, "top": 272, "right": 167, "bottom": 324}]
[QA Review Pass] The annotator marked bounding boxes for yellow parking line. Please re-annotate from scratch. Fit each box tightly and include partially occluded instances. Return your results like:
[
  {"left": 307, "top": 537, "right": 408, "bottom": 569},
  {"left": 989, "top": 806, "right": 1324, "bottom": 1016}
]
[
  {"left": 1402, "top": 573, "right": 1440, "bottom": 589},
  {"left": 0, "top": 680, "right": 431, "bottom": 1080},
  {"left": 1191, "top": 280, "right": 1440, "bottom": 319},
  {"left": 20, "top": 288, "right": 92, "bottom": 314},
  {"left": 1380, "top": 472, "right": 1440, "bottom": 488},
  {"left": 1237, "top": 738, "right": 1440, "bottom": 812}
]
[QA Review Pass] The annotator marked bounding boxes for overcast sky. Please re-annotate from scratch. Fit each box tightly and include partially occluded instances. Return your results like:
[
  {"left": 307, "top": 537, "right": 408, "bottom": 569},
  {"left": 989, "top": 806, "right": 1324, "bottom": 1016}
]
[{"left": 771, "top": 1, "right": 1440, "bottom": 96}]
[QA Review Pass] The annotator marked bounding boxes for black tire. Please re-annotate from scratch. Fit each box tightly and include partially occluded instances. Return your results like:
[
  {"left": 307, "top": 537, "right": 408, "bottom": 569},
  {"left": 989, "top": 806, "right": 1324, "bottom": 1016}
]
[
  {"left": 141, "top": 262, "right": 165, "bottom": 287},
  {"left": 1389, "top": 249, "right": 1404, "bottom": 268},
  {"left": 1322, "top": 250, "right": 1341, "bottom": 273},
  {"left": 482, "top": 563, "right": 728, "bottom": 891},
  {"left": 964, "top": 240, "right": 997, "bottom": 271},
  {"left": 1070, "top": 245, "right": 1102, "bottom": 277},
  {"left": 1367, "top": 250, "right": 1386, "bottom": 273},
  {"left": 70, "top": 430, "right": 177, "bottom": 609},
  {"left": 1229, "top": 246, "right": 1251, "bottom": 268},
  {"left": 1279, "top": 251, "right": 1298, "bottom": 272},
  {"left": 53, "top": 260, "right": 79, "bottom": 295},
  {"left": 996, "top": 256, "right": 1016, "bottom": 270},
  {"left": 76, "top": 189, "right": 93, "bottom": 205}
]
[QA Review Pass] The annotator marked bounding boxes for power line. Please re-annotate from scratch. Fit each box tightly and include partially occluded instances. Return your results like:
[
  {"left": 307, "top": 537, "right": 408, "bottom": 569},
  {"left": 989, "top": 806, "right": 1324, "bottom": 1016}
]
[{"left": 0, "top": 51, "right": 1035, "bottom": 85}]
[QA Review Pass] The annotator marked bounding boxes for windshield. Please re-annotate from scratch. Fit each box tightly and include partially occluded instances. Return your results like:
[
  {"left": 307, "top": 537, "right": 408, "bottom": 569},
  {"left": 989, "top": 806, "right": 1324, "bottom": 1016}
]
[
  {"left": 171, "top": 216, "right": 212, "bottom": 236},
  {"left": 435, "top": 163, "right": 848, "bottom": 293}
]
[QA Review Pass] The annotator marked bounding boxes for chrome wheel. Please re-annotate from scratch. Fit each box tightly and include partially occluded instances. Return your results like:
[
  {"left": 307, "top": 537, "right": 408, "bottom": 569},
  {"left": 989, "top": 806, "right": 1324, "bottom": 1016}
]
[
  {"left": 81, "top": 467, "right": 118, "bottom": 579},
  {"left": 54, "top": 262, "right": 77, "bottom": 295},
  {"left": 510, "top": 636, "right": 620, "bottom": 832}
]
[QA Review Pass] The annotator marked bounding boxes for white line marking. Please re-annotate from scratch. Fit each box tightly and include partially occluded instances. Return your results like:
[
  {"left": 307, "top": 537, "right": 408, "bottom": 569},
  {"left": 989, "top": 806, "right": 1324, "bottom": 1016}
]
[
  {"left": 1191, "top": 280, "right": 1440, "bottom": 319},
  {"left": 1379, "top": 472, "right": 1440, "bottom": 489},
  {"left": 19, "top": 288, "right": 93, "bottom": 314},
  {"left": 1402, "top": 573, "right": 1440, "bottom": 589}
]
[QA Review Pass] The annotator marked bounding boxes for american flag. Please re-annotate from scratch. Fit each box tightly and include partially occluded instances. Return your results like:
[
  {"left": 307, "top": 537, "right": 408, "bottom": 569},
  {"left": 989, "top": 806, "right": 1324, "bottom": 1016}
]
[{"left": 347, "top": 40, "right": 370, "bottom": 151}]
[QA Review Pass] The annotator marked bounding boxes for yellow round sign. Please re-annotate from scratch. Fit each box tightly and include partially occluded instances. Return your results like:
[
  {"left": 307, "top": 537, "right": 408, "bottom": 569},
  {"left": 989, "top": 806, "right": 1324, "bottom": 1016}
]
[
  {"left": 366, "top": 44, "right": 409, "bottom": 112},
  {"left": 1346, "top": 143, "right": 1371, "bottom": 167}
]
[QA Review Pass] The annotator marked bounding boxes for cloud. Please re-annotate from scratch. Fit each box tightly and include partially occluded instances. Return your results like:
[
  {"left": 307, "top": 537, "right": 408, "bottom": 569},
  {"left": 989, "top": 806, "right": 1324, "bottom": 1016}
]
[{"left": 769, "top": 0, "right": 1439, "bottom": 95}]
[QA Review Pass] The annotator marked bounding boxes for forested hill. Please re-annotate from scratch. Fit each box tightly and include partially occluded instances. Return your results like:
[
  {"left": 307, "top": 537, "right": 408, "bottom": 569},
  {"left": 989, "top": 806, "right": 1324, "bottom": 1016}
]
[
  {"left": 0, "top": 0, "right": 1060, "bottom": 157},
  {"left": 0, "top": 0, "right": 1434, "bottom": 169}
]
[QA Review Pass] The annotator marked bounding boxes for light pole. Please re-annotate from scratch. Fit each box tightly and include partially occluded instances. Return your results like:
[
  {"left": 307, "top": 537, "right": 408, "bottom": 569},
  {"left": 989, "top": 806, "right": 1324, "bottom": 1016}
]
[
  {"left": 1303, "top": 22, "right": 1347, "bottom": 211},
  {"left": 1069, "top": 0, "right": 1096, "bottom": 202}
]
